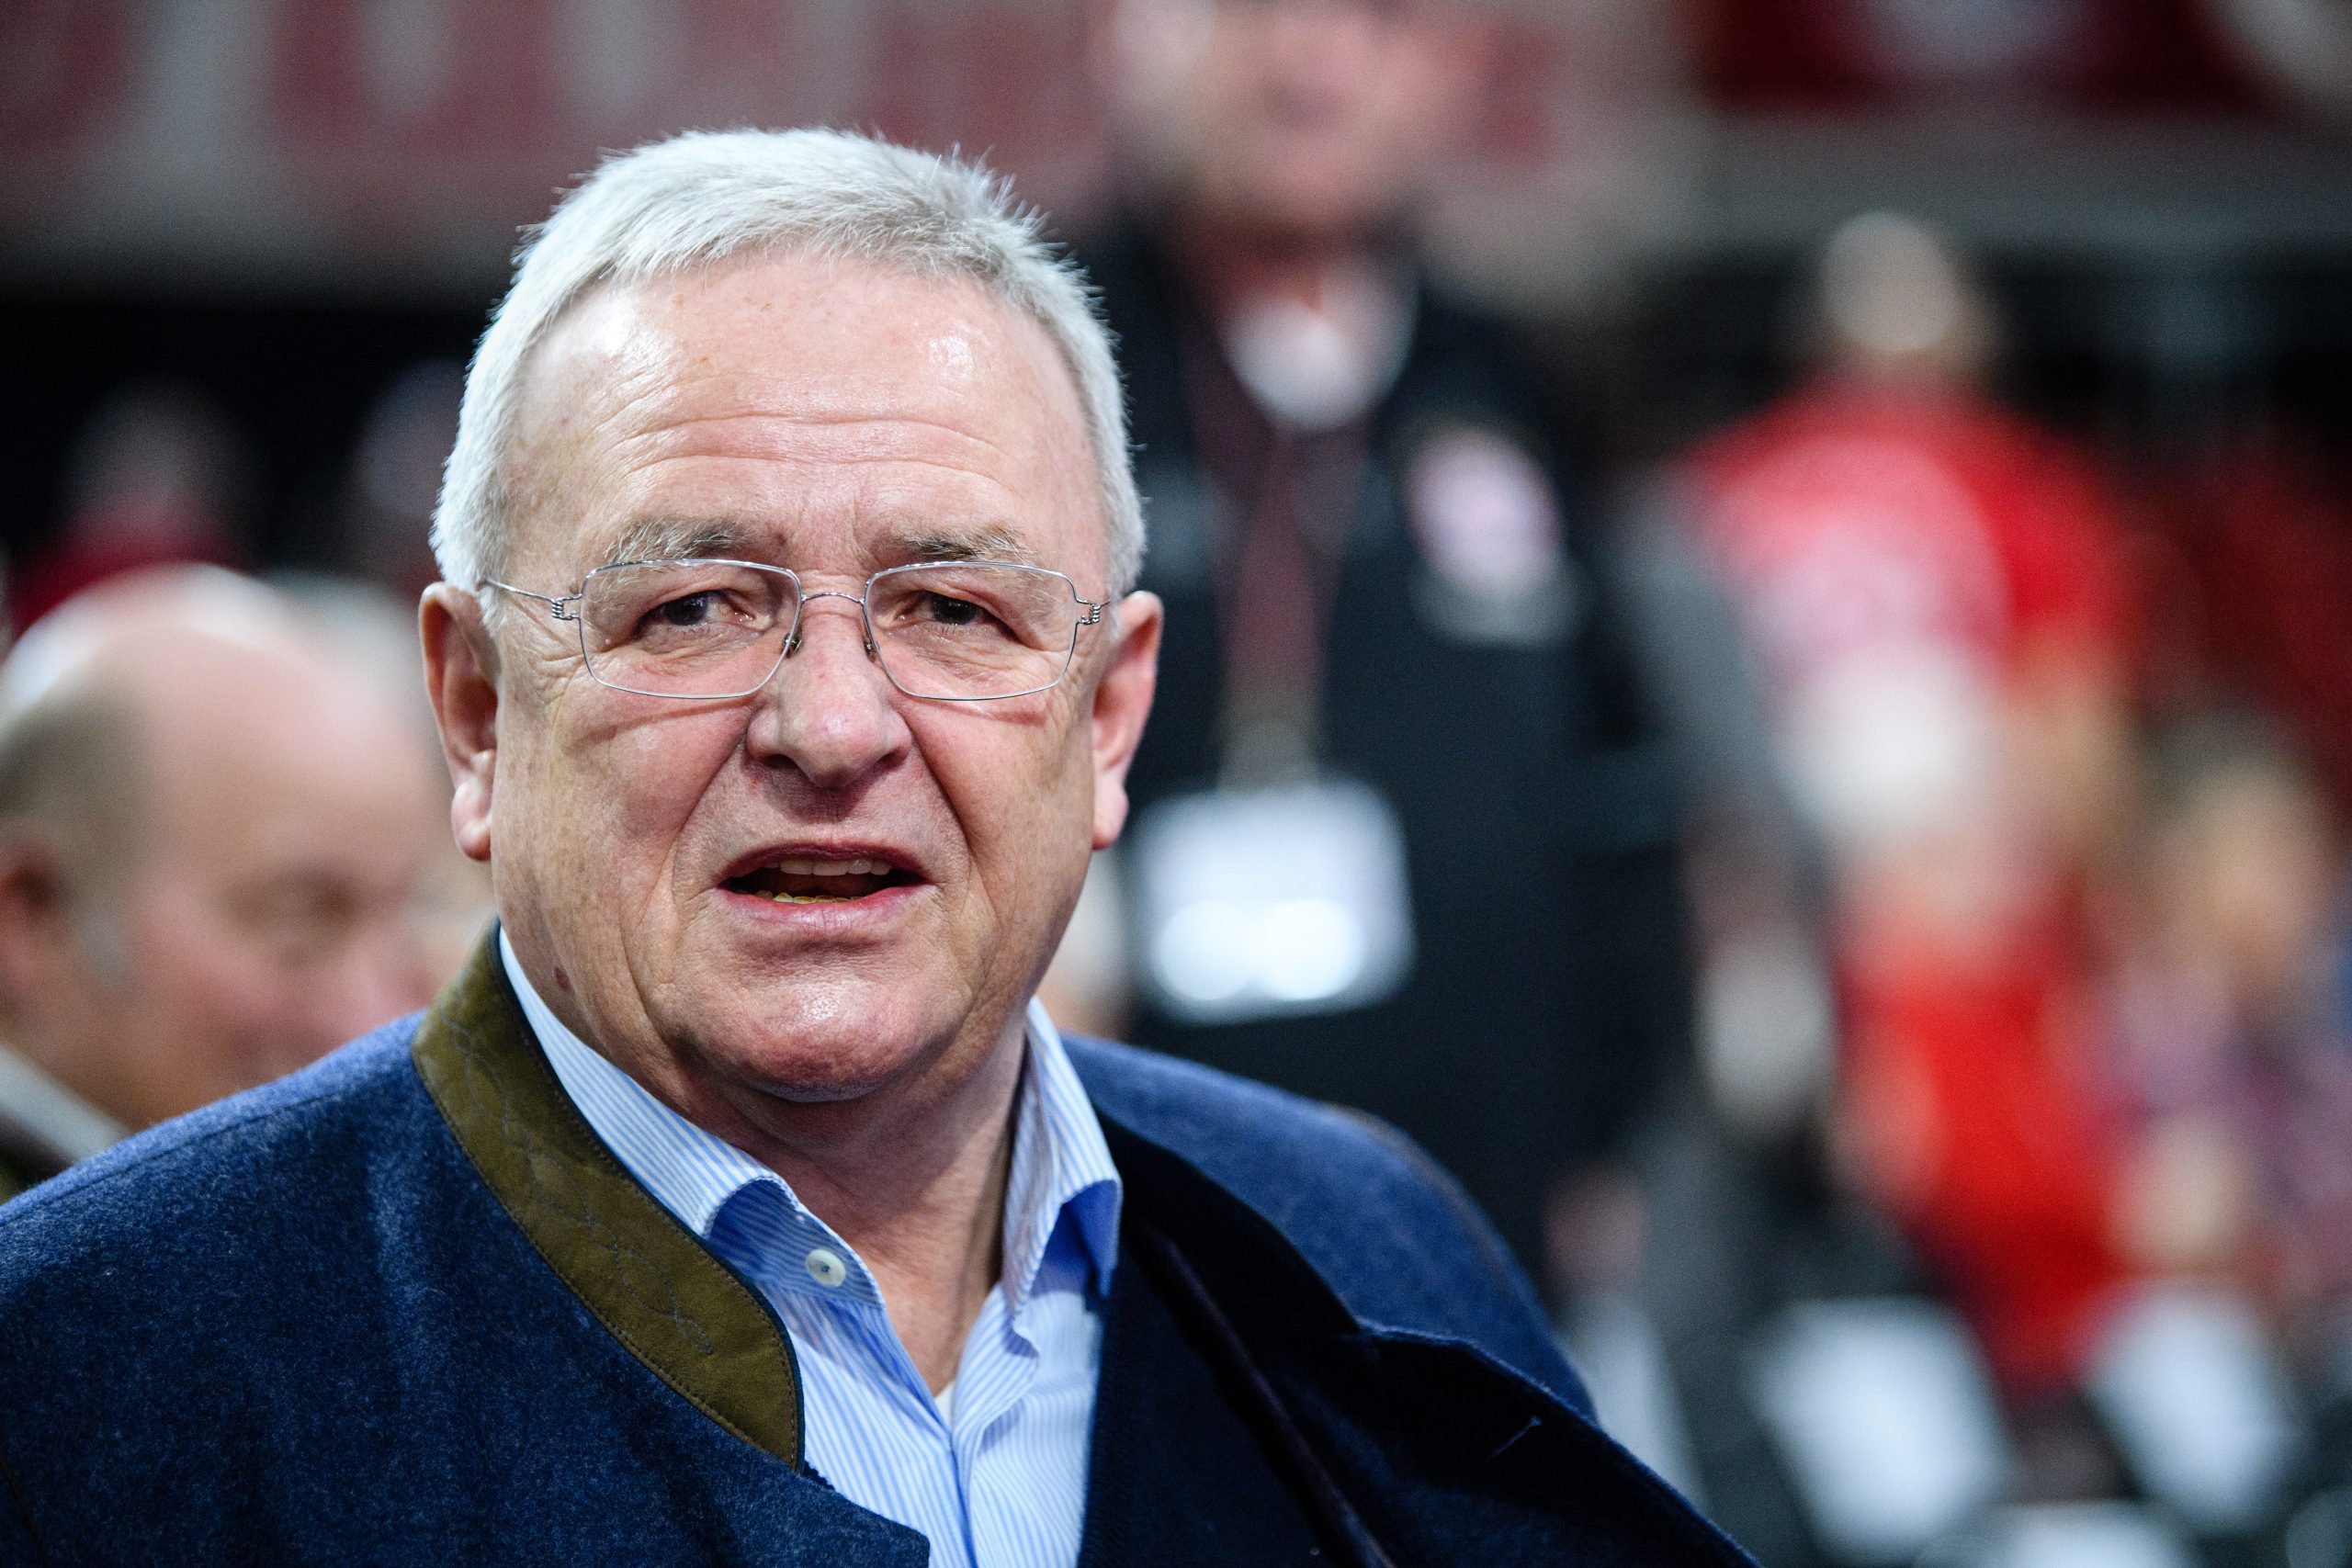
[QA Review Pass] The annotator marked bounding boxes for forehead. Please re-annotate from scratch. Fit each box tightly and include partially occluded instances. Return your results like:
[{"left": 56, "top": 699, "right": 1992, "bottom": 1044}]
[{"left": 507, "top": 252, "right": 1103, "bottom": 584}]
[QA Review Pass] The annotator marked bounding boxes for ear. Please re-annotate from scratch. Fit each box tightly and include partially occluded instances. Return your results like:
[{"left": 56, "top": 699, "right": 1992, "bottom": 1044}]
[
  {"left": 0, "top": 829, "right": 72, "bottom": 1007},
  {"left": 0, "top": 826, "right": 122, "bottom": 1101},
  {"left": 420, "top": 584, "right": 501, "bottom": 864},
  {"left": 1090, "top": 591, "right": 1162, "bottom": 851}
]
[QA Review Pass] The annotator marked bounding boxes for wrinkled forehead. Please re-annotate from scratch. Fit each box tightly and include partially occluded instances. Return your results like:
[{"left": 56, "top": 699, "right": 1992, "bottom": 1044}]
[{"left": 503, "top": 253, "right": 1104, "bottom": 586}]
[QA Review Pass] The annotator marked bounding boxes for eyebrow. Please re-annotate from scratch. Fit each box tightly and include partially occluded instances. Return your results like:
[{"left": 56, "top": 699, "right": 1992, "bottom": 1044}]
[
  {"left": 587, "top": 517, "right": 1046, "bottom": 573},
  {"left": 594, "top": 516, "right": 754, "bottom": 570},
  {"left": 897, "top": 525, "right": 1040, "bottom": 569}
]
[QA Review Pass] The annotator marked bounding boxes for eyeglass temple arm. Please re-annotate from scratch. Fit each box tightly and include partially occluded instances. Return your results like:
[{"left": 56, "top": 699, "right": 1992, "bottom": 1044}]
[
  {"left": 483, "top": 580, "right": 582, "bottom": 622},
  {"left": 1078, "top": 599, "right": 1104, "bottom": 626}
]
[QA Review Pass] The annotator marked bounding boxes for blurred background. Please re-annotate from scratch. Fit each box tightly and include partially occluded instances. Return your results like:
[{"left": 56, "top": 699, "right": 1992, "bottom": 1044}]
[{"left": 5, "top": 1, "right": 2352, "bottom": 1563}]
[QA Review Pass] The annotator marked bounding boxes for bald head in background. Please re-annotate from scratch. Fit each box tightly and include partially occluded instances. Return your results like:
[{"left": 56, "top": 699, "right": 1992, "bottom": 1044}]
[{"left": 0, "top": 568, "right": 453, "bottom": 1133}]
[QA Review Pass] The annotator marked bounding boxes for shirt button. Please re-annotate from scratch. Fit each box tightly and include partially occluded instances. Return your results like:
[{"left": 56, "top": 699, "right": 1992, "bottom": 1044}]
[{"left": 805, "top": 1247, "right": 848, "bottom": 1288}]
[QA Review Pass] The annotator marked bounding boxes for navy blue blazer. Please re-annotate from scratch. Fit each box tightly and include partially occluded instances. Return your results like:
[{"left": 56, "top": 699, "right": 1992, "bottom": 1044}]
[{"left": 0, "top": 942, "right": 1748, "bottom": 1564}]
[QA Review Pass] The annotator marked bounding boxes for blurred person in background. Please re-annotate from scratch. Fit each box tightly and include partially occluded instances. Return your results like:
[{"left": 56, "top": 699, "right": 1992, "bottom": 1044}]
[
  {"left": 1670, "top": 212, "right": 2144, "bottom": 1407},
  {"left": 2104, "top": 717, "right": 2352, "bottom": 1384},
  {"left": 332, "top": 361, "right": 469, "bottom": 604},
  {"left": 0, "top": 566, "right": 458, "bottom": 1198},
  {"left": 1074, "top": 0, "right": 1692, "bottom": 1291},
  {"left": 273, "top": 569, "right": 499, "bottom": 991}
]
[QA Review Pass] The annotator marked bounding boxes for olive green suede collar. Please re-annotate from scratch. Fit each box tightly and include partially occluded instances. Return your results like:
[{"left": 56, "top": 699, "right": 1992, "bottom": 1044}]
[{"left": 410, "top": 935, "right": 803, "bottom": 1467}]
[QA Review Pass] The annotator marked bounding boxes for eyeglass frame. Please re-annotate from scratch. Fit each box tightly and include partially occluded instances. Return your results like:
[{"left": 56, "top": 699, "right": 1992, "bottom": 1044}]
[{"left": 481, "top": 556, "right": 1109, "bottom": 704}]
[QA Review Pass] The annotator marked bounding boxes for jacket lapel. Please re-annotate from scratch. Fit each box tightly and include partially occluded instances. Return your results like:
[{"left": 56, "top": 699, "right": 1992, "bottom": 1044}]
[
  {"left": 1093, "top": 1116, "right": 1758, "bottom": 1565},
  {"left": 410, "top": 936, "right": 806, "bottom": 1470}
]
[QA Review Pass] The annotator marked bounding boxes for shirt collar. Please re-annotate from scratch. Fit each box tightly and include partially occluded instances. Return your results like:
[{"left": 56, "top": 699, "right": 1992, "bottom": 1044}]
[
  {"left": 499, "top": 931, "right": 1121, "bottom": 1312},
  {"left": 1001, "top": 999, "right": 1123, "bottom": 1314}
]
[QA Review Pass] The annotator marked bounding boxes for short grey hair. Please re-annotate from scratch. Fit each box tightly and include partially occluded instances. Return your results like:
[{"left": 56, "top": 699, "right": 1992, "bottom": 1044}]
[{"left": 432, "top": 128, "right": 1143, "bottom": 597}]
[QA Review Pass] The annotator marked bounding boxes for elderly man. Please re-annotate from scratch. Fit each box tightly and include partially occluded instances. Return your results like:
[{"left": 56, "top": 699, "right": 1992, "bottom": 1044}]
[
  {"left": 0, "top": 567, "right": 452, "bottom": 1197},
  {"left": 0, "top": 131, "right": 1746, "bottom": 1564}
]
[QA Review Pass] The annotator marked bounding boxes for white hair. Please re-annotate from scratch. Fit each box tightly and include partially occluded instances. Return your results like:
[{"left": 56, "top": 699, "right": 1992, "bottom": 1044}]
[{"left": 432, "top": 128, "right": 1143, "bottom": 596}]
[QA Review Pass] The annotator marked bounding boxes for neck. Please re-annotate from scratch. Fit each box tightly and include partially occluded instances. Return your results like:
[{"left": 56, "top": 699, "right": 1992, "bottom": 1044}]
[
  {"left": 690, "top": 1010, "right": 1029, "bottom": 1393},
  {"left": 501, "top": 927, "right": 1035, "bottom": 1391}
]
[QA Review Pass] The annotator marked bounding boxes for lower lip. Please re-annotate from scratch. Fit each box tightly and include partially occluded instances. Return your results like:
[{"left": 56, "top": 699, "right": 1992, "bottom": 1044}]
[{"left": 714, "top": 880, "right": 928, "bottom": 936}]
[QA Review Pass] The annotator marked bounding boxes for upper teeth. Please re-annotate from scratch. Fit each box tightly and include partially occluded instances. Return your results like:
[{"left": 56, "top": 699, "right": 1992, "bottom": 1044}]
[{"left": 773, "top": 856, "right": 890, "bottom": 877}]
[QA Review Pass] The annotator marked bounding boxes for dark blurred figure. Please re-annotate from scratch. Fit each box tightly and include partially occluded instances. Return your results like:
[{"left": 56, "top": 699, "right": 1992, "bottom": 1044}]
[
  {"left": 9, "top": 386, "right": 248, "bottom": 633},
  {"left": 2107, "top": 717, "right": 2352, "bottom": 1382},
  {"left": 1672, "top": 212, "right": 2143, "bottom": 1402},
  {"left": 2152, "top": 429, "right": 2352, "bottom": 822},
  {"left": 1073, "top": 0, "right": 1690, "bottom": 1284},
  {"left": 0, "top": 568, "right": 455, "bottom": 1199},
  {"left": 334, "top": 361, "right": 466, "bottom": 603}
]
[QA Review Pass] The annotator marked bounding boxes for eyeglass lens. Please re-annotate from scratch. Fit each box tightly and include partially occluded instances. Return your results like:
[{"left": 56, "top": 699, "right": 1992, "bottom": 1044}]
[{"left": 574, "top": 560, "right": 1082, "bottom": 700}]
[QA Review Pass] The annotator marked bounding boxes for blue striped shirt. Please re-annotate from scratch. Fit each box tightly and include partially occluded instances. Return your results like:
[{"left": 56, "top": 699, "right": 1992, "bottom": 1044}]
[{"left": 501, "top": 935, "right": 1123, "bottom": 1568}]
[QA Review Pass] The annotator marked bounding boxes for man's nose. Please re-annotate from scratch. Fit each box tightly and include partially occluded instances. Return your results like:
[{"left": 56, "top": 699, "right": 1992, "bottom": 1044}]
[{"left": 745, "top": 592, "right": 912, "bottom": 789}]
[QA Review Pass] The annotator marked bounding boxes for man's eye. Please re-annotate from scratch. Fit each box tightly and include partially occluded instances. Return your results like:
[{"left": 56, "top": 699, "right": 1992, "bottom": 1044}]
[
  {"left": 915, "top": 592, "right": 990, "bottom": 628},
  {"left": 230, "top": 884, "right": 356, "bottom": 968},
  {"left": 650, "top": 592, "right": 721, "bottom": 628}
]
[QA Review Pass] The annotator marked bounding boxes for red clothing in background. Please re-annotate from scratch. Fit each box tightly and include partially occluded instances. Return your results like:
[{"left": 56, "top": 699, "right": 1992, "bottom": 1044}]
[
  {"left": 1684, "top": 378, "right": 2139, "bottom": 1394},
  {"left": 1844, "top": 930, "right": 2133, "bottom": 1393},
  {"left": 1684, "top": 379, "right": 2132, "bottom": 701}
]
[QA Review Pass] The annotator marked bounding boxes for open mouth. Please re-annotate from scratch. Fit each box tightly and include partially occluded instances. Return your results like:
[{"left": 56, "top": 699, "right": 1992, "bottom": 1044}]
[{"left": 721, "top": 855, "right": 919, "bottom": 905}]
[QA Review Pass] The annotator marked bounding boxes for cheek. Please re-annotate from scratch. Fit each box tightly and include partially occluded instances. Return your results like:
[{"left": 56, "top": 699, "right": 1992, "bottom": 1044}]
[
  {"left": 517, "top": 704, "right": 740, "bottom": 896},
  {"left": 117, "top": 893, "right": 279, "bottom": 1034},
  {"left": 933, "top": 708, "right": 1095, "bottom": 893}
]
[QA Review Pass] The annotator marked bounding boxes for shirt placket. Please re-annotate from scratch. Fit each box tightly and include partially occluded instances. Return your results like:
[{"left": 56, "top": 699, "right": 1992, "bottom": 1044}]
[
  {"left": 950, "top": 1285, "right": 1046, "bottom": 1568},
  {"left": 765, "top": 1258, "right": 981, "bottom": 1565}
]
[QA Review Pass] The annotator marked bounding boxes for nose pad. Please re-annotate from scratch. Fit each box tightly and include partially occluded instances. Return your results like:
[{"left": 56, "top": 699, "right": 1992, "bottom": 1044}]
[
  {"left": 749, "top": 590, "right": 907, "bottom": 783},
  {"left": 783, "top": 592, "right": 877, "bottom": 664},
  {"left": 782, "top": 626, "right": 876, "bottom": 660}
]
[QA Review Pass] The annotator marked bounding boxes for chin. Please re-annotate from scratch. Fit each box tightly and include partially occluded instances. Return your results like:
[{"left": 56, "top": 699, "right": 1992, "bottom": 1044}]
[
  {"left": 685, "top": 986, "right": 959, "bottom": 1104},
  {"left": 729, "top": 1054, "right": 901, "bottom": 1107}
]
